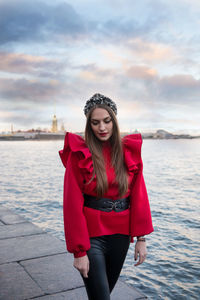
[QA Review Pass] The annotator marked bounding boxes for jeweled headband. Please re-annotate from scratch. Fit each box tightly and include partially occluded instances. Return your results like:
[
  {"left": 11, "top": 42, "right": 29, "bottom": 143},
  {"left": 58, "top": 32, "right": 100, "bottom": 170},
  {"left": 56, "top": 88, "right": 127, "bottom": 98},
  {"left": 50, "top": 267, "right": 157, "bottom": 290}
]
[{"left": 84, "top": 93, "right": 117, "bottom": 116}]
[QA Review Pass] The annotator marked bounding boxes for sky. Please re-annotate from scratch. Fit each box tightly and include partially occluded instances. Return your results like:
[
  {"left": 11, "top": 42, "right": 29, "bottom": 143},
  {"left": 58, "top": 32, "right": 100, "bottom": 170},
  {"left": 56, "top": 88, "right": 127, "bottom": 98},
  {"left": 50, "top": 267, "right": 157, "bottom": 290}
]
[{"left": 0, "top": 0, "right": 200, "bottom": 134}]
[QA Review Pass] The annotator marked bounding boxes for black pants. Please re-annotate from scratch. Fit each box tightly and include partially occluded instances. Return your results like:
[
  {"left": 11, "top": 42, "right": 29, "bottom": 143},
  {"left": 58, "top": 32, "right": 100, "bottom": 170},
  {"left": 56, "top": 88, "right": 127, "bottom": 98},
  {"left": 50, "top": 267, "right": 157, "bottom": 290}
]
[{"left": 81, "top": 234, "right": 131, "bottom": 300}]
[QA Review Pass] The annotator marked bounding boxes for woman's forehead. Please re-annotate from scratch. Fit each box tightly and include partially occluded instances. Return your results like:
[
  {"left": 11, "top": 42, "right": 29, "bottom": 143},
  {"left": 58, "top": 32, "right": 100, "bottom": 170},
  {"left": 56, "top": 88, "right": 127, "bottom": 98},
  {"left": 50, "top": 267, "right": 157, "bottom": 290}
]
[{"left": 91, "top": 108, "right": 110, "bottom": 119}]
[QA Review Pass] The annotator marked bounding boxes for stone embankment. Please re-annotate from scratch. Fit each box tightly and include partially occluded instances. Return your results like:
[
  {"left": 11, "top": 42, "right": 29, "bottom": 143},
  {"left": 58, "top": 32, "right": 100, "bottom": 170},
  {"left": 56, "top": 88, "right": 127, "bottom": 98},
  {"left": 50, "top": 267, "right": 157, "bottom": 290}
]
[{"left": 0, "top": 205, "right": 147, "bottom": 300}]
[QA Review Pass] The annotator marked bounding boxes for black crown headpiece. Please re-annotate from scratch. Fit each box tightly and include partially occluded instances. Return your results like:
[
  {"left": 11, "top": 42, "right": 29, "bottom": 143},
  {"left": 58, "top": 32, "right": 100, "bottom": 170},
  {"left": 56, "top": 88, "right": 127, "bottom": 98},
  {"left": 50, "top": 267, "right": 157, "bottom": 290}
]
[{"left": 84, "top": 93, "right": 117, "bottom": 116}]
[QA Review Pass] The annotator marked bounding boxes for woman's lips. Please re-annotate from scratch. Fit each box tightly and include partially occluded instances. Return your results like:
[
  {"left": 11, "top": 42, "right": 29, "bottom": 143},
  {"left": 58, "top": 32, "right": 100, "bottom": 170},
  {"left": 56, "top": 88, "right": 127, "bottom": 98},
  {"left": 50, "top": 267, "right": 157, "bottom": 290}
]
[{"left": 99, "top": 133, "right": 108, "bottom": 136}]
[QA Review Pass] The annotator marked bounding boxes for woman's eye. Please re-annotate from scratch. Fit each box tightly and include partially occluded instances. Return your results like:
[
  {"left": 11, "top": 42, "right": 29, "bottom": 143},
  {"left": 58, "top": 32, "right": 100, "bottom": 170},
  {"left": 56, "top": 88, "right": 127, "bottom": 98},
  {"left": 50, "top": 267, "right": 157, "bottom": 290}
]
[{"left": 91, "top": 119, "right": 111, "bottom": 125}]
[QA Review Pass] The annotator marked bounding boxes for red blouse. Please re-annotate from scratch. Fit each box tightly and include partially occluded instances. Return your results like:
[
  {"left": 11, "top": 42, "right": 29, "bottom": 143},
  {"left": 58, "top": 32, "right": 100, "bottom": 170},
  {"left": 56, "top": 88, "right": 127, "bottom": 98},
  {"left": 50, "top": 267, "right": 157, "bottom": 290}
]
[{"left": 59, "top": 132, "right": 153, "bottom": 258}]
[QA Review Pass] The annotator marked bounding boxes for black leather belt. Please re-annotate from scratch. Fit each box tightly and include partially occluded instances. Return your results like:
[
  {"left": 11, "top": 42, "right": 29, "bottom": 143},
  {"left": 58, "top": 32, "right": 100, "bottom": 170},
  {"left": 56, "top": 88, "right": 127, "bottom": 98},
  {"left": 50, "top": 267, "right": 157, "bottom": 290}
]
[{"left": 84, "top": 194, "right": 130, "bottom": 212}]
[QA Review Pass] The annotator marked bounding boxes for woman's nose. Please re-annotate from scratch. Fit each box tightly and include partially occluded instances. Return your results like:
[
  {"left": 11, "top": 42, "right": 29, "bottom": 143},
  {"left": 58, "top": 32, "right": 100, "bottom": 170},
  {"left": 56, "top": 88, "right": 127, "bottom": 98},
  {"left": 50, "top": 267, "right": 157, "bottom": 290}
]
[{"left": 99, "top": 122, "right": 105, "bottom": 131}]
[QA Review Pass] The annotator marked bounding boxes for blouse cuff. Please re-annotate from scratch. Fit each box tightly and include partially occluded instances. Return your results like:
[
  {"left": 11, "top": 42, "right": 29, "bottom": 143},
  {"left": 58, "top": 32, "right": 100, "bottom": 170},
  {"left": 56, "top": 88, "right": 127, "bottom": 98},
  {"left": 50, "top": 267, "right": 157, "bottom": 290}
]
[{"left": 73, "top": 250, "right": 87, "bottom": 258}]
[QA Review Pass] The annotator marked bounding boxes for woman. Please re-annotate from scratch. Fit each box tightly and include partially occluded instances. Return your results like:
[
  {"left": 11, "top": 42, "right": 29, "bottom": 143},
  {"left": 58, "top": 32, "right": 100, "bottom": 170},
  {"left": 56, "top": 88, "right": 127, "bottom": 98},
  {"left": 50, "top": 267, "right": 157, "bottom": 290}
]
[{"left": 59, "top": 93, "right": 153, "bottom": 300}]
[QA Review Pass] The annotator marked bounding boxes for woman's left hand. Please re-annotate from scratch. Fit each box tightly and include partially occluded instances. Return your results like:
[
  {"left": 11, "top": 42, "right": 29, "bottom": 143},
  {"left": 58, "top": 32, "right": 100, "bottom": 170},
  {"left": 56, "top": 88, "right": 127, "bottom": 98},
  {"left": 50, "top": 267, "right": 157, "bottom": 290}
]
[{"left": 134, "top": 241, "right": 147, "bottom": 266}]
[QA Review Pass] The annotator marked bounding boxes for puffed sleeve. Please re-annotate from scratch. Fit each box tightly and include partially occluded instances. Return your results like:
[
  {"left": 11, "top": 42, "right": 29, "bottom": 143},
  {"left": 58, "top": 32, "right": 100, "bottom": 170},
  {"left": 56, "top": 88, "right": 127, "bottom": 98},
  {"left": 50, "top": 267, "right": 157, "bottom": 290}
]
[
  {"left": 59, "top": 133, "right": 91, "bottom": 258},
  {"left": 123, "top": 134, "right": 154, "bottom": 240},
  {"left": 129, "top": 159, "right": 154, "bottom": 238}
]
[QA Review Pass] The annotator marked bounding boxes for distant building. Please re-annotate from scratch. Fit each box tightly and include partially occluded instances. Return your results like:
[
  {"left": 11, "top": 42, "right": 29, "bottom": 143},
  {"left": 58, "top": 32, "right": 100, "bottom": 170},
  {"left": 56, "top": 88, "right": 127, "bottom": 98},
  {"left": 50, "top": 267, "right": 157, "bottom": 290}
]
[
  {"left": 51, "top": 114, "right": 58, "bottom": 133},
  {"left": 60, "top": 122, "right": 65, "bottom": 132},
  {"left": 154, "top": 129, "right": 174, "bottom": 139}
]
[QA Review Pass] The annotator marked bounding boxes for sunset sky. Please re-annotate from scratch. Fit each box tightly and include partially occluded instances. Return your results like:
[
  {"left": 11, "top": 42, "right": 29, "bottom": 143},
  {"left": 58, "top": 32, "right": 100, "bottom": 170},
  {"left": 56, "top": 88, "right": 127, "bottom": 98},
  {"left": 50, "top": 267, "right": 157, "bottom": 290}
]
[{"left": 0, "top": 0, "right": 200, "bottom": 134}]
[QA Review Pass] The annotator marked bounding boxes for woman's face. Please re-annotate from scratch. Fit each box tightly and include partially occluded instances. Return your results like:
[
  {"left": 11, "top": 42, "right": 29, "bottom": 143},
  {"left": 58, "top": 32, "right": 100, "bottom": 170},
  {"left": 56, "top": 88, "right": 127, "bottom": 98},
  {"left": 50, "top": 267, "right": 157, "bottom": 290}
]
[{"left": 90, "top": 107, "right": 113, "bottom": 141}]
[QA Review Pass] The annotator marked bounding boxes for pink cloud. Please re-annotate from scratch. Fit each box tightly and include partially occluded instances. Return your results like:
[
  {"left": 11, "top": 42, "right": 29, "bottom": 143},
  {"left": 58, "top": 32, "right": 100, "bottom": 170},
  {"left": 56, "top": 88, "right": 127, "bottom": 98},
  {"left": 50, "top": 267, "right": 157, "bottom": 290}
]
[
  {"left": 0, "top": 77, "right": 61, "bottom": 102},
  {"left": 0, "top": 52, "right": 64, "bottom": 76},
  {"left": 160, "top": 74, "right": 200, "bottom": 88},
  {"left": 126, "top": 65, "right": 158, "bottom": 80},
  {"left": 127, "top": 38, "right": 175, "bottom": 63}
]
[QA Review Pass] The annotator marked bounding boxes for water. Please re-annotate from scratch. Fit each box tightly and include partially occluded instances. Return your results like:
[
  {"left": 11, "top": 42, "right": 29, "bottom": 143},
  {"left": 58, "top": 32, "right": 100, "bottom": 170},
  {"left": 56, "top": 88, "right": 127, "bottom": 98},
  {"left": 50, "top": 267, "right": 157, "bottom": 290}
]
[{"left": 0, "top": 139, "right": 200, "bottom": 299}]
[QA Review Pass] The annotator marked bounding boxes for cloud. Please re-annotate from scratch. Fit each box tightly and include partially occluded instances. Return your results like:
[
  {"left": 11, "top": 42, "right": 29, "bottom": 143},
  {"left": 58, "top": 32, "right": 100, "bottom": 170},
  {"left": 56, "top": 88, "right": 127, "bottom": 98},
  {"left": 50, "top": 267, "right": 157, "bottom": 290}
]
[
  {"left": 0, "top": 52, "right": 66, "bottom": 78},
  {"left": 0, "top": 0, "right": 171, "bottom": 48},
  {"left": 1, "top": 60, "right": 199, "bottom": 111},
  {"left": 0, "top": 0, "right": 200, "bottom": 132},
  {"left": 0, "top": 110, "right": 15, "bottom": 120},
  {"left": 0, "top": 78, "right": 61, "bottom": 102},
  {"left": 0, "top": 0, "right": 86, "bottom": 45},
  {"left": 79, "top": 64, "right": 116, "bottom": 81},
  {"left": 126, "top": 65, "right": 158, "bottom": 80},
  {"left": 0, "top": 110, "right": 43, "bottom": 127},
  {"left": 159, "top": 74, "right": 200, "bottom": 101},
  {"left": 79, "top": 0, "right": 169, "bottom": 41},
  {"left": 126, "top": 38, "right": 175, "bottom": 63}
]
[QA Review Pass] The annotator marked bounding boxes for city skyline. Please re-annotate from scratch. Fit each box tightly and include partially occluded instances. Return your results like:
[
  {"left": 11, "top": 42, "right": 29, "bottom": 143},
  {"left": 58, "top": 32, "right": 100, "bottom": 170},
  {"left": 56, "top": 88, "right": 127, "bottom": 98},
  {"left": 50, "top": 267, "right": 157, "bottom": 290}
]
[
  {"left": 2, "top": 112, "right": 198, "bottom": 137},
  {"left": 0, "top": 0, "right": 200, "bottom": 135}
]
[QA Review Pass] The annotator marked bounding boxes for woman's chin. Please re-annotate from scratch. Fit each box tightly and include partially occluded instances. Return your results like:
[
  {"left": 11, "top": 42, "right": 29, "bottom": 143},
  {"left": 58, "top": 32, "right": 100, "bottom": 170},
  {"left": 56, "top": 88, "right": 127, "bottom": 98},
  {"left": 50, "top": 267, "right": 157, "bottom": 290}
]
[{"left": 97, "top": 135, "right": 110, "bottom": 141}]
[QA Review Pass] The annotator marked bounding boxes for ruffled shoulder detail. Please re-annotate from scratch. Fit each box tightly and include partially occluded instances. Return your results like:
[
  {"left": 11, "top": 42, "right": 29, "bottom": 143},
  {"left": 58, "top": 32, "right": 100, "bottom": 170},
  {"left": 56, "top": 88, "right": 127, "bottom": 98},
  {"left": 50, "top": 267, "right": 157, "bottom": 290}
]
[
  {"left": 122, "top": 134, "right": 143, "bottom": 173},
  {"left": 59, "top": 132, "right": 93, "bottom": 173}
]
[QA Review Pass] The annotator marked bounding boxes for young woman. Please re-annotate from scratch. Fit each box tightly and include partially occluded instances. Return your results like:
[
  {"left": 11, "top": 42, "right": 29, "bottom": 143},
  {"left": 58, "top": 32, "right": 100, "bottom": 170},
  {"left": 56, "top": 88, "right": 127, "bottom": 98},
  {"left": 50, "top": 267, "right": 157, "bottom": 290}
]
[{"left": 59, "top": 93, "right": 153, "bottom": 300}]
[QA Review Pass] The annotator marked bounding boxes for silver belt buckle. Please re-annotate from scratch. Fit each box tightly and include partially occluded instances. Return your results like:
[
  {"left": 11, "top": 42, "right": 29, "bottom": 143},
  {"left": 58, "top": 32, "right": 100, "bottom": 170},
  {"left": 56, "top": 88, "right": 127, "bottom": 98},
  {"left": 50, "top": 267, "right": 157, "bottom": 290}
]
[
  {"left": 106, "top": 200, "right": 115, "bottom": 212},
  {"left": 112, "top": 200, "right": 120, "bottom": 212}
]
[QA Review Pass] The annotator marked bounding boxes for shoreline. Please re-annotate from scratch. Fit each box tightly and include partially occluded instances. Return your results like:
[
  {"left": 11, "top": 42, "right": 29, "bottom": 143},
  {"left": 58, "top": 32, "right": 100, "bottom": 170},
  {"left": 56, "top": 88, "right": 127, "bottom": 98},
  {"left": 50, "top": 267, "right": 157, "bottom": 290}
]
[{"left": 0, "top": 132, "right": 199, "bottom": 141}]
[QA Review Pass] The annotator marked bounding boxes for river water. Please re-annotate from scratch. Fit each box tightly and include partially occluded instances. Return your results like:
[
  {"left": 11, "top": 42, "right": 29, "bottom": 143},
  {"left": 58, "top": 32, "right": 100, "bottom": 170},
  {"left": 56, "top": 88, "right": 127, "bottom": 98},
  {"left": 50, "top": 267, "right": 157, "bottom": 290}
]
[{"left": 0, "top": 138, "right": 199, "bottom": 299}]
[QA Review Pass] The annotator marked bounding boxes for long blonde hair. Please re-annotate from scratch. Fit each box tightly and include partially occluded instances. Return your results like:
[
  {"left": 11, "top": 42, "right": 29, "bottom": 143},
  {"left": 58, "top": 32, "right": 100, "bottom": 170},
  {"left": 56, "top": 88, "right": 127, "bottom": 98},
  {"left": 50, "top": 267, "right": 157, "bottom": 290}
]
[{"left": 85, "top": 104, "right": 128, "bottom": 197}]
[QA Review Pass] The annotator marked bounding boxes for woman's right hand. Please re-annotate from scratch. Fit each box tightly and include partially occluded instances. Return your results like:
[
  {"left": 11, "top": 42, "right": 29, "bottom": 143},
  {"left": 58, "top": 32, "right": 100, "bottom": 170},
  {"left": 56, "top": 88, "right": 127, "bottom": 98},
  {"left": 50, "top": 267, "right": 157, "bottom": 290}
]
[{"left": 73, "top": 255, "right": 90, "bottom": 278}]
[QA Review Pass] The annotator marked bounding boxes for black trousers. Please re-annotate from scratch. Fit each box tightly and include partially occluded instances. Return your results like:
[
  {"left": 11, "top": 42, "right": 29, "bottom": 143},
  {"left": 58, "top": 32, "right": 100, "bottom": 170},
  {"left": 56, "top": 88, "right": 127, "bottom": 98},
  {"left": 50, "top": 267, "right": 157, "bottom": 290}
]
[{"left": 81, "top": 234, "right": 131, "bottom": 300}]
